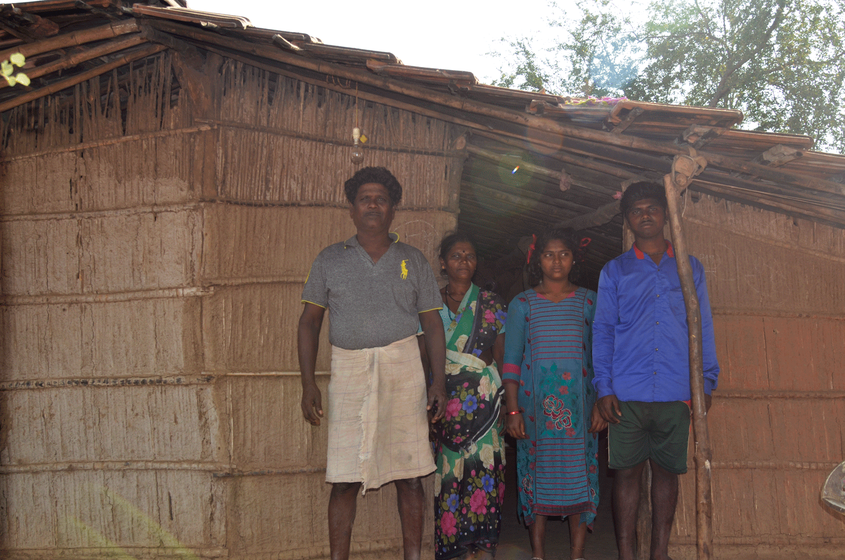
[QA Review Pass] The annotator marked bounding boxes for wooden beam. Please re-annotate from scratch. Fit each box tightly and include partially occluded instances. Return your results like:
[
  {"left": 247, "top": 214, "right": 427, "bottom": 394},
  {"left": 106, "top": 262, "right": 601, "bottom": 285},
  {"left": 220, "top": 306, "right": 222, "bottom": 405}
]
[
  {"left": 610, "top": 106, "right": 643, "bottom": 134},
  {"left": 753, "top": 144, "right": 803, "bottom": 167},
  {"left": 680, "top": 125, "right": 728, "bottom": 149},
  {"left": 0, "top": 19, "right": 140, "bottom": 62},
  {"left": 0, "top": 33, "right": 147, "bottom": 90}
]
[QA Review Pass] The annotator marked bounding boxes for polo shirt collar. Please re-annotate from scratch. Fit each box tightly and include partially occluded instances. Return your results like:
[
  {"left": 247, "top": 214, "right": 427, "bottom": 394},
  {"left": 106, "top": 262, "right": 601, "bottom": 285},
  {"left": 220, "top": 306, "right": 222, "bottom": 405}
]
[
  {"left": 343, "top": 232, "right": 400, "bottom": 249},
  {"left": 633, "top": 240, "right": 674, "bottom": 259}
]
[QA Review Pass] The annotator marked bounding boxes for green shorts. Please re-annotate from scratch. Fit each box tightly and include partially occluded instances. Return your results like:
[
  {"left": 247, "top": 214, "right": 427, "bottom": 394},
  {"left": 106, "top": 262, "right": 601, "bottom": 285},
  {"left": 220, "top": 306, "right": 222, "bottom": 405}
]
[{"left": 608, "top": 401, "right": 691, "bottom": 474}]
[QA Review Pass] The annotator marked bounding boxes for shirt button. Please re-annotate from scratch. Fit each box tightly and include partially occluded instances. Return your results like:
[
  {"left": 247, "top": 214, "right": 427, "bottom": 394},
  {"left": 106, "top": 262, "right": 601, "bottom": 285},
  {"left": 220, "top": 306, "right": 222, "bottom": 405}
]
[
  {"left": 653, "top": 371, "right": 657, "bottom": 375},
  {"left": 656, "top": 294, "right": 660, "bottom": 298},
  {"left": 656, "top": 321, "right": 660, "bottom": 325},
  {"left": 655, "top": 348, "right": 659, "bottom": 351}
]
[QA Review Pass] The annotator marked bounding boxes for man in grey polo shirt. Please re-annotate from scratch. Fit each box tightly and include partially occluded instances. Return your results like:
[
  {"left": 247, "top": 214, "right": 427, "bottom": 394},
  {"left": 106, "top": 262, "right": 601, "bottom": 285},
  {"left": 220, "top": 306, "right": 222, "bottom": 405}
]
[{"left": 298, "top": 166, "right": 447, "bottom": 560}]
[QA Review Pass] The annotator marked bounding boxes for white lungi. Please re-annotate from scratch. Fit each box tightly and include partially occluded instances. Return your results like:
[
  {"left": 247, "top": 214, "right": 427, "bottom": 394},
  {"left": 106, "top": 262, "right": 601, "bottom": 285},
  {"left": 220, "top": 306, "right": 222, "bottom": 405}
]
[{"left": 326, "top": 335, "right": 435, "bottom": 492}]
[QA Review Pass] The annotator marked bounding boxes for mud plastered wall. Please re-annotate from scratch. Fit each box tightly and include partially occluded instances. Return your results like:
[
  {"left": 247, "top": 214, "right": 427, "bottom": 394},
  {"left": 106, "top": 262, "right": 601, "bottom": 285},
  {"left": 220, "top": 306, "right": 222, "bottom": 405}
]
[{"left": 0, "top": 54, "right": 461, "bottom": 559}]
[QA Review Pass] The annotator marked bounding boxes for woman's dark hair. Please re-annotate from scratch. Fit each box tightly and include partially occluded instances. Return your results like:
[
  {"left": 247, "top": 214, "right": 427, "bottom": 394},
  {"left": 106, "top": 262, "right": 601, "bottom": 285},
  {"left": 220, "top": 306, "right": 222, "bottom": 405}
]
[
  {"left": 620, "top": 181, "right": 667, "bottom": 216},
  {"left": 344, "top": 166, "right": 403, "bottom": 205},
  {"left": 438, "top": 231, "right": 476, "bottom": 277},
  {"left": 526, "top": 228, "right": 585, "bottom": 287}
]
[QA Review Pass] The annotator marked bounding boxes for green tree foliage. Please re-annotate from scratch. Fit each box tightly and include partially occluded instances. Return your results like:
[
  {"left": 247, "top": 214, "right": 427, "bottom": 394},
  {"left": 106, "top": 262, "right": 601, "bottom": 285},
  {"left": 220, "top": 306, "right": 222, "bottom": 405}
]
[
  {"left": 493, "top": 0, "right": 638, "bottom": 97},
  {"left": 492, "top": 0, "right": 845, "bottom": 153}
]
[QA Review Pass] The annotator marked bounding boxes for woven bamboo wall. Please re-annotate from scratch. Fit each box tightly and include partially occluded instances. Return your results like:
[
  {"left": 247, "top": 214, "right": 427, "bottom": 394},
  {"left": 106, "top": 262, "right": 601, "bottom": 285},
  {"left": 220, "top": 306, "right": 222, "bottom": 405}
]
[
  {"left": 667, "top": 195, "right": 845, "bottom": 559},
  {"left": 0, "top": 53, "right": 461, "bottom": 559}
]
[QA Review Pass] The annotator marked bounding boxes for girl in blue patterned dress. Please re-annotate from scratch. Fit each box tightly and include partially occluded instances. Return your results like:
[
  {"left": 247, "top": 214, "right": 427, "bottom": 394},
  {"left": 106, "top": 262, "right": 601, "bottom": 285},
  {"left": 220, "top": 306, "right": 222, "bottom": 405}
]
[{"left": 502, "top": 228, "right": 607, "bottom": 560}]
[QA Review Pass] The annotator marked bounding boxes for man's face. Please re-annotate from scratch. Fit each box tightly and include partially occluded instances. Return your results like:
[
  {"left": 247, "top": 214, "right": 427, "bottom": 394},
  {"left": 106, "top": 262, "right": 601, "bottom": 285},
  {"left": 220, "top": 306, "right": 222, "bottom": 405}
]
[
  {"left": 349, "top": 182, "right": 395, "bottom": 233},
  {"left": 625, "top": 197, "right": 666, "bottom": 240}
]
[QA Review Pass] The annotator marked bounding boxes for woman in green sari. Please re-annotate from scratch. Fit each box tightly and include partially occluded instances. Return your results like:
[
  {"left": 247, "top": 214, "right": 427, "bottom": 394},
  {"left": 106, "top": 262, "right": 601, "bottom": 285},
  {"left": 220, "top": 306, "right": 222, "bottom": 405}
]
[{"left": 430, "top": 232, "right": 508, "bottom": 560}]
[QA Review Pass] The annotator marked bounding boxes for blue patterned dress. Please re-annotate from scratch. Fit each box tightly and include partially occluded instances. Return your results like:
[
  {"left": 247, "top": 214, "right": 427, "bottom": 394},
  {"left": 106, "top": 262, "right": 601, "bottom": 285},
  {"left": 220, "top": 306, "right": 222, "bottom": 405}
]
[{"left": 502, "top": 287, "right": 599, "bottom": 527}]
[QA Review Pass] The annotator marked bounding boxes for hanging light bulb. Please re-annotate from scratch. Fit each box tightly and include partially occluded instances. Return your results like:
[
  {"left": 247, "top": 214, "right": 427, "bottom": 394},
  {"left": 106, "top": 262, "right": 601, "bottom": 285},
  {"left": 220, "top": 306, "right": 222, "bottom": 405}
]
[{"left": 350, "top": 127, "right": 364, "bottom": 165}]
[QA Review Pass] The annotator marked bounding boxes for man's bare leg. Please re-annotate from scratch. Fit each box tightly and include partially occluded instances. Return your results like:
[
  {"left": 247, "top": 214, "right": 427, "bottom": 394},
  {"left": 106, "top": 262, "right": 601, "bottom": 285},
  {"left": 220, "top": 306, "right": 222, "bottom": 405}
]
[
  {"left": 528, "top": 513, "right": 547, "bottom": 559},
  {"left": 613, "top": 462, "right": 646, "bottom": 560},
  {"left": 329, "top": 482, "right": 361, "bottom": 560},
  {"left": 395, "top": 477, "right": 425, "bottom": 560},
  {"left": 649, "top": 460, "right": 678, "bottom": 560}
]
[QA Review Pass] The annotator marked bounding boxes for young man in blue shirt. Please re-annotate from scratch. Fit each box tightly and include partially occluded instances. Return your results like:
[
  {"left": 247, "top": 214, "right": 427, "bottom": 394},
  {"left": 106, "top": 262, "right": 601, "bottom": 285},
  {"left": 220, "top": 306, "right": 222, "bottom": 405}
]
[{"left": 592, "top": 182, "right": 719, "bottom": 560}]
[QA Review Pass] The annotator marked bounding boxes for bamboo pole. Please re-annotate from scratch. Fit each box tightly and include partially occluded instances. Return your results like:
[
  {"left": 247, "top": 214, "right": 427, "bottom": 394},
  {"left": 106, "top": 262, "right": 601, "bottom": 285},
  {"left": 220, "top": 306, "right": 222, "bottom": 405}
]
[
  {"left": 0, "top": 44, "right": 165, "bottom": 114},
  {"left": 0, "top": 19, "right": 140, "bottom": 63},
  {"left": 663, "top": 157, "right": 713, "bottom": 560}
]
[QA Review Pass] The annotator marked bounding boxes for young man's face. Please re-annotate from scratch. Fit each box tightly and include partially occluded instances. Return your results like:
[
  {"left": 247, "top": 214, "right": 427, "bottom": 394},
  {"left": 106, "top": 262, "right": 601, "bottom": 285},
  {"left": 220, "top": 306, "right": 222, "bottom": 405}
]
[
  {"left": 349, "top": 182, "right": 395, "bottom": 233},
  {"left": 625, "top": 197, "right": 666, "bottom": 240}
]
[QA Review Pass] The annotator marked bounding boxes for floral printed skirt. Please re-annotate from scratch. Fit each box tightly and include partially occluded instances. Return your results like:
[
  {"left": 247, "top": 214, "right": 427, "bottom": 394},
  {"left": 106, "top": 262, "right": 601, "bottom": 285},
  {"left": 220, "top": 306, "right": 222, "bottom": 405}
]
[{"left": 434, "top": 425, "right": 506, "bottom": 560}]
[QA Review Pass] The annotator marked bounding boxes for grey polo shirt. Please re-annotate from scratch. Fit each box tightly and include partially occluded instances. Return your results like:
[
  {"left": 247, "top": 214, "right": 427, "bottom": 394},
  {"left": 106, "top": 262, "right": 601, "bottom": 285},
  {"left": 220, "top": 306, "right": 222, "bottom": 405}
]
[{"left": 301, "top": 233, "right": 443, "bottom": 350}]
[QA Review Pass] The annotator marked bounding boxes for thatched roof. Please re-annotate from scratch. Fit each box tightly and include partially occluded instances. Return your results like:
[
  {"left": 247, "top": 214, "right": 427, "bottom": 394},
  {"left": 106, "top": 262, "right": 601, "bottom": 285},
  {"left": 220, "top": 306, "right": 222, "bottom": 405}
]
[{"left": 2, "top": 0, "right": 844, "bottom": 281}]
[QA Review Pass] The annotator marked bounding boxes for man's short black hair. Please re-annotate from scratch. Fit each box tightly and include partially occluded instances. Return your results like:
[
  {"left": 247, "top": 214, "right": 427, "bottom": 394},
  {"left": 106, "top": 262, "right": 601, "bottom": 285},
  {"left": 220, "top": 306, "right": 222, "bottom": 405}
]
[
  {"left": 620, "top": 181, "right": 667, "bottom": 216},
  {"left": 344, "top": 167, "right": 403, "bottom": 205}
]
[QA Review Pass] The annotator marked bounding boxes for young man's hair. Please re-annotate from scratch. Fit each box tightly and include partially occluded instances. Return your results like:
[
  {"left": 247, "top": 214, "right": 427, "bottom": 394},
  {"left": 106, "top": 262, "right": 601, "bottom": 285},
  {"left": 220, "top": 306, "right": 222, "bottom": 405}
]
[
  {"left": 344, "top": 166, "right": 403, "bottom": 205},
  {"left": 620, "top": 181, "right": 667, "bottom": 216}
]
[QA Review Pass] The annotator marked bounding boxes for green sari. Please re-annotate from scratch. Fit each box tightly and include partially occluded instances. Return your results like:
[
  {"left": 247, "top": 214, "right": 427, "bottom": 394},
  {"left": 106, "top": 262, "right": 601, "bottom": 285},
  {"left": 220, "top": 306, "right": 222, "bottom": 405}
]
[{"left": 433, "top": 284, "right": 507, "bottom": 560}]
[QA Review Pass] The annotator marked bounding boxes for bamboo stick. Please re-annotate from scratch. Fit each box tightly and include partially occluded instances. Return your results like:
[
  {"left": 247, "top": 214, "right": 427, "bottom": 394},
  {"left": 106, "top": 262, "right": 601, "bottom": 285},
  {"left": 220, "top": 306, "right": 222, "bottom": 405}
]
[
  {"left": 691, "top": 181, "right": 845, "bottom": 229},
  {"left": 0, "top": 33, "right": 147, "bottom": 90},
  {"left": 697, "top": 170, "right": 845, "bottom": 210},
  {"left": 0, "top": 19, "right": 140, "bottom": 63},
  {"left": 0, "top": 43, "right": 165, "bottom": 114},
  {"left": 663, "top": 161, "right": 713, "bottom": 560},
  {"left": 0, "top": 123, "right": 211, "bottom": 163}
]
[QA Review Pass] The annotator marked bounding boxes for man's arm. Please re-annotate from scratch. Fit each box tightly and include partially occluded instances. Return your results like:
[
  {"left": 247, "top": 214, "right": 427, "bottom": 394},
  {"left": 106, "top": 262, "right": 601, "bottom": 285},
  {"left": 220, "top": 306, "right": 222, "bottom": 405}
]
[
  {"left": 298, "top": 302, "right": 326, "bottom": 425},
  {"left": 419, "top": 310, "right": 446, "bottom": 422},
  {"left": 592, "top": 266, "right": 622, "bottom": 423},
  {"left": 693, "top": 258, "right": 719, "bottom": 411}
]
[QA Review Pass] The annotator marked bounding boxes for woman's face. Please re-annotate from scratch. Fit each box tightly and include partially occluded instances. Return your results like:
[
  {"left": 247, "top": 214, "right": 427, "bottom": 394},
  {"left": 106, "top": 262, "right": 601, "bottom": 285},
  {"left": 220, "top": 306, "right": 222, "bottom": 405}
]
[
  {"left": 538, "top": 239, "right": 573, "bottom": 282},
  {"left": 440, "top": 241, "right": 477, "bottom": 282}
]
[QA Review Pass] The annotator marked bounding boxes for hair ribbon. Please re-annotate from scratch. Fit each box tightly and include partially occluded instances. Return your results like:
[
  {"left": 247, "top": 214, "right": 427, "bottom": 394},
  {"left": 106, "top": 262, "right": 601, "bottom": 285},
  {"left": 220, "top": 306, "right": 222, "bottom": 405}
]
[{"left": 526, "top": 234, "right": 537, "bottom": 264}]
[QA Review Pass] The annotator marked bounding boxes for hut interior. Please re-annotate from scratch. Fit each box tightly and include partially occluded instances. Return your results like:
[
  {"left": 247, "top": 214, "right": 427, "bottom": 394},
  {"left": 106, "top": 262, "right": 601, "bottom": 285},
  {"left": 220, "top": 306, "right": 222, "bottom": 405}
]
[{"left": 1, "top": 1, "right": 844, "bottom": 559}]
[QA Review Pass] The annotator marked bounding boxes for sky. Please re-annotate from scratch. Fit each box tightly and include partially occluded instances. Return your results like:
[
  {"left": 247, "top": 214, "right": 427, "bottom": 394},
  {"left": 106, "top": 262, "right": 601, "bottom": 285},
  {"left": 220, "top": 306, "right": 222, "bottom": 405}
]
[{"left": 187, "top": 0, "right": 559, "bottom": 84}]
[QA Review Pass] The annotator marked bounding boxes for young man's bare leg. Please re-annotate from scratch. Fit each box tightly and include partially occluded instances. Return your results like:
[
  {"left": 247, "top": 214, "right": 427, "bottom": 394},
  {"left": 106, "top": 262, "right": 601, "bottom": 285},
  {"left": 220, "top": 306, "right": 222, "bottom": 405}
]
[
  {"left": 395, "top": 477, "right": 425, "bottom": 560},
  {"left": 329, "top": 482, "right": 362, "bottom": 560},
  {"left": 613, "top": 462, "right": 646, "bottom": 560},
  {"left": 649, "top": 460, "right": 679, "bottom": 560},
  {"left": 568, "top": 514, "right": 588, "bottom": 559},
  {"left": 528, "top": 513, "right": 548, "bottom": 559}
]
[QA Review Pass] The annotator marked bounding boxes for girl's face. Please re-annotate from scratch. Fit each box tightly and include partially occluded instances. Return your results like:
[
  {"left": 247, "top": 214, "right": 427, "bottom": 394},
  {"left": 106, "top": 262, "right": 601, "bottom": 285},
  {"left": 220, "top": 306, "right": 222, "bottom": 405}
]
[
  {"left": 440, "top": 241, "right": 477, "bottom": 282},
  {"left": 538, "top": 239, "right": 573, "bottom": 282}
]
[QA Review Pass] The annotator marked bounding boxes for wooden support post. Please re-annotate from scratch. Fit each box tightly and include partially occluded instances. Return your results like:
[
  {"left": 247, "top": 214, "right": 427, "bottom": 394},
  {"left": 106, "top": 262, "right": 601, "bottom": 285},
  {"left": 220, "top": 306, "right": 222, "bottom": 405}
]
[{"left": 662, "top": 158, "right": 713, "bottom": 560}]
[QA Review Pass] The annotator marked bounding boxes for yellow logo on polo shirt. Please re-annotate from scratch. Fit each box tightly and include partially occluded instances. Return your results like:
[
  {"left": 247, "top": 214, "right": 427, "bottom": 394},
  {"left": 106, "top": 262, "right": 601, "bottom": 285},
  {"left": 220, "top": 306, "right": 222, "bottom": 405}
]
[{"left": 400, "top": 260, "right": 409, "bottom": 279}]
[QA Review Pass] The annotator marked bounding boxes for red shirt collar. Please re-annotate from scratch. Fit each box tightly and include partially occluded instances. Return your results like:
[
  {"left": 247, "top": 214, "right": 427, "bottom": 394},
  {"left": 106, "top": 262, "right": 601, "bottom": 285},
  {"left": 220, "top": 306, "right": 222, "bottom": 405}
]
[{"left": 633, "top": 240, "right": 674, "bottom": 259}]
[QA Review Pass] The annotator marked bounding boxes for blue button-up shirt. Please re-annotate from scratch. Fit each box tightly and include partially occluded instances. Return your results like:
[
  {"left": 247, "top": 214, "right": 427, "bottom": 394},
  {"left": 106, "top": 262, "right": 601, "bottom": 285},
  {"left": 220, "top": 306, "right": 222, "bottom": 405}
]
[{"left": 592, "top": 242, "right": 719, "bottom": 402}]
